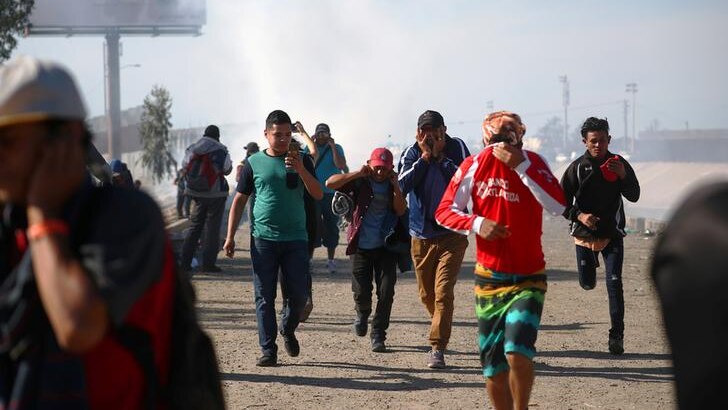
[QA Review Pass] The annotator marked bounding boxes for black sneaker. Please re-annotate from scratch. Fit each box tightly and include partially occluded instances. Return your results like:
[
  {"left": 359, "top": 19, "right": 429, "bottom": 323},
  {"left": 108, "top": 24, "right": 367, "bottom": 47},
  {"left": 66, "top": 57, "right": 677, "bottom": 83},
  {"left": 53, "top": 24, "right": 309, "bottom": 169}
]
[
  {"left": 201, "top": 265, "right": 223, "bottom": 273},
  {"left": 608, "top": 337, "right": 624, "bottom": 355},
  {"left": 282, "top": 333, "right": 300, "bottom": 357},
  {"left": 353, "top": 317, "right": 368, "bottom": 337},
  {"left": 371, "top": 339, "right": 386, "bottom": 353},
  {"left": 256, "top": 353, "right": 277, "bottom": 367}
]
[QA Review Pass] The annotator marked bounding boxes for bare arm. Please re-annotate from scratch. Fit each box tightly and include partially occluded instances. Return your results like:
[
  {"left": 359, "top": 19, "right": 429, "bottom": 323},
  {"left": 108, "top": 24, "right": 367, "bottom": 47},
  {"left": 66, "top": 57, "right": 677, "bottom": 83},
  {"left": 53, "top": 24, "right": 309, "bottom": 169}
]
[
  {"left": 329, "top": 140, "right": 347, "bottom": 171},
  {"left": 290, "top": 154, "right": 323, "bottom": 200},
  {"left": 223, "top": 191, "right": 249, "bottom": 258},
  {"left": 27, "top": 131, "right": 108, "bottom": 353},
  {"left": 294, "top": 122, "right": 318, "bottom": 162}
]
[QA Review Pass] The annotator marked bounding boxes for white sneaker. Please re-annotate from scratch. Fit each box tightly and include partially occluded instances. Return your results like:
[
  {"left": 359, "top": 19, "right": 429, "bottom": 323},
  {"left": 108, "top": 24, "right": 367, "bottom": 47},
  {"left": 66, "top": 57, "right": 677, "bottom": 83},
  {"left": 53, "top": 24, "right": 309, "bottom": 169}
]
[{"left": 326, "top": 259, "right": 336, "bottom": 273}]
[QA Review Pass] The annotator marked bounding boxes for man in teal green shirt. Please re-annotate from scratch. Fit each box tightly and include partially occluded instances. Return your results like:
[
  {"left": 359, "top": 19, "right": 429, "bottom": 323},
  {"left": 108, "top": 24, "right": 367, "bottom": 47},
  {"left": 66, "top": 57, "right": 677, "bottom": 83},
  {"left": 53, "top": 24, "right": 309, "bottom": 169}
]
[
  {"left": 303, "top": 123, "right": 347, "bottom": 273},
  {"left": 224, "top": 110, "right": 323, "bottom": 366}
]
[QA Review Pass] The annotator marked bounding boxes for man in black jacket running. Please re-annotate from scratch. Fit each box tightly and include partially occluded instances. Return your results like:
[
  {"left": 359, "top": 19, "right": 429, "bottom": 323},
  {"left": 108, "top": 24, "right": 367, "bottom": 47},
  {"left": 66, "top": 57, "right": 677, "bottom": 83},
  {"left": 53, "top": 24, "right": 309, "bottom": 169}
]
[{"left": 560, "top": 117, "right": 640, "bottom": 355}]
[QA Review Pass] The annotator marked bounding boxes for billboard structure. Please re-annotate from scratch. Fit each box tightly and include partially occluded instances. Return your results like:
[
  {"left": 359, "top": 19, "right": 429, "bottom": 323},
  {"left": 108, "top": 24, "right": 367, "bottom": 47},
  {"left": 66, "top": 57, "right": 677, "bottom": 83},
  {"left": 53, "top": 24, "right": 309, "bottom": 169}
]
[{"left": 26, "top": 0, "right": 206, "bottom": 158}]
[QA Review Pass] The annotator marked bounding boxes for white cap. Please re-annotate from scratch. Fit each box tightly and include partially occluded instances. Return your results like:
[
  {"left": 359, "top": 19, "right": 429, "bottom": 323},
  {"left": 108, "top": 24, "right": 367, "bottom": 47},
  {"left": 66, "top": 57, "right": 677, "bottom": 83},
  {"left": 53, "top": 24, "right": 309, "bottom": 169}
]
[{"left": 0, "top": 56, "right": 87, "bottom": 128}]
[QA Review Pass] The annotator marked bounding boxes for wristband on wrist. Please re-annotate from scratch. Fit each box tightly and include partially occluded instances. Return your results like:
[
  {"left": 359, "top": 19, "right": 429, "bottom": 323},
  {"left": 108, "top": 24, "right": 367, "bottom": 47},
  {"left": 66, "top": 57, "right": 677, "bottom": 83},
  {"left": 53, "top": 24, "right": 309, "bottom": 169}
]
[{"left": 27, "top": 219, "right": 70, "bottom": 241}]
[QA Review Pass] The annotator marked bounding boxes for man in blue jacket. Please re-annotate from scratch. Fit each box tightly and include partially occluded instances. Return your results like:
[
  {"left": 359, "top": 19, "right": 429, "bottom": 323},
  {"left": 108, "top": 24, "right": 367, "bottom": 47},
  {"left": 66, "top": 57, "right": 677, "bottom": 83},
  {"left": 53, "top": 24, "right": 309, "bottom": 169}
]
[{"left": 397, "top": 110, "right": 470, "bottom": 368}]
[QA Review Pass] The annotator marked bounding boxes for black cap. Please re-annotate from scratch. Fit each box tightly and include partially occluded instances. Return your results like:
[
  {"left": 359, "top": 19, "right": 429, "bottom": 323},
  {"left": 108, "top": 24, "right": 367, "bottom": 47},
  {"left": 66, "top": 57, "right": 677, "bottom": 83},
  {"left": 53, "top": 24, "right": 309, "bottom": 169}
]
[
  {"left": 315, "top": 123, "right": 330, "bottom": 135},
  {"left": 417, "top": 110, "right": 445, "bottom": 129},
  {"left": 203, "top": 125, "right": 220, "bottom": 140},
  {"left": 244, "top": 141, "right": 259, "bottom": 152}
]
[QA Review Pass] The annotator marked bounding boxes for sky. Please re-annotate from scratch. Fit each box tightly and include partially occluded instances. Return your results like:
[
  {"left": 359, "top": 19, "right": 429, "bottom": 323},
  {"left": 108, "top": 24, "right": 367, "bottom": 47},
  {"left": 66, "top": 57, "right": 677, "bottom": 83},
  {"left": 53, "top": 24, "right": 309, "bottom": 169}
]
[{"left": 12, "top": 0, "right": 728, "bottom": 164}]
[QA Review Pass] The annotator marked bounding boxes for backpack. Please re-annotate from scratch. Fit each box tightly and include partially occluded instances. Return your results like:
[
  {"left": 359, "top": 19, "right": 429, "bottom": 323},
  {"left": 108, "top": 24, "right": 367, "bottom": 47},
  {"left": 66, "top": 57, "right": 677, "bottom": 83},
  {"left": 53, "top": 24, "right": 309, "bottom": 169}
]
[
  {"left": 120, "top": 244, "right": 226, "bottom": 410},
  {"left": 185, "top": 150, "right": 225, "bottom": 192}
]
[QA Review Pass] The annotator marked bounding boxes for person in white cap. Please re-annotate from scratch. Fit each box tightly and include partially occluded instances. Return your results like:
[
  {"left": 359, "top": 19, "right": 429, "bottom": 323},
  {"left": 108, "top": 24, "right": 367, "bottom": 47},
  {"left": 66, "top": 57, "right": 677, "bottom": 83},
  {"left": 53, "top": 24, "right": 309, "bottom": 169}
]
[{"left": 0, "top": 57, "right": 188, "bottom": 408}]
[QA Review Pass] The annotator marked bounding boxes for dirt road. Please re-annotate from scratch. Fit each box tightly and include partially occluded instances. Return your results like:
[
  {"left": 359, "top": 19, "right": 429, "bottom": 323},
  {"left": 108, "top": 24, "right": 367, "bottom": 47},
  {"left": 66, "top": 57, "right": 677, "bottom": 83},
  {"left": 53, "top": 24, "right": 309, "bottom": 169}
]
[{"left": 193, "top": 215, "right": 673, "bottom": 409}]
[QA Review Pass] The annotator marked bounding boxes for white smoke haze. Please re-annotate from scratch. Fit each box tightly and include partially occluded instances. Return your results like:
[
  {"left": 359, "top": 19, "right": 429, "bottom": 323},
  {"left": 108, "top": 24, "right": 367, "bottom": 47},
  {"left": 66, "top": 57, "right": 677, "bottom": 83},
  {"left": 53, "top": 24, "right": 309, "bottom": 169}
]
[{"left": 12, "top": 1, "right": 728, "bottom": 216}]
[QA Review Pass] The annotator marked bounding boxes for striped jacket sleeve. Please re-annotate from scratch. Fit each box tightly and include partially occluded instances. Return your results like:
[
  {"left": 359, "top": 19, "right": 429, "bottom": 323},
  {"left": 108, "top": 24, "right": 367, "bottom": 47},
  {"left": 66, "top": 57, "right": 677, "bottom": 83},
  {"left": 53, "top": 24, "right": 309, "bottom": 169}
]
[
  {"left": 515, "top": 151, "right": 567, "bottom": 216},
  {"left": 435, "top": 155, "right": 478, "bottom": 235}
]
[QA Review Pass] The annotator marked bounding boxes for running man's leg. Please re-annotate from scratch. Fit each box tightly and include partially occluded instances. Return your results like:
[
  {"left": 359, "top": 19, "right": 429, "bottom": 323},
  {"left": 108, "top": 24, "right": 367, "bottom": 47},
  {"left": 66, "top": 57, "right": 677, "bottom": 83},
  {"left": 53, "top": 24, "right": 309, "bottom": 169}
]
[{"left": 603, "top": 237, "right": 625, "bottom": 340}]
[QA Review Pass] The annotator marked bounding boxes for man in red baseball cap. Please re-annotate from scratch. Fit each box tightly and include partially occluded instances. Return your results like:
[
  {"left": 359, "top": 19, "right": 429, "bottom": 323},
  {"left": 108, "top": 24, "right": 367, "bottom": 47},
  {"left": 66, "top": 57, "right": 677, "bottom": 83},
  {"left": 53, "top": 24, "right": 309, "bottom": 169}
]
[{"left": 326, "top": 147, "right": 408, "bottom": 352}]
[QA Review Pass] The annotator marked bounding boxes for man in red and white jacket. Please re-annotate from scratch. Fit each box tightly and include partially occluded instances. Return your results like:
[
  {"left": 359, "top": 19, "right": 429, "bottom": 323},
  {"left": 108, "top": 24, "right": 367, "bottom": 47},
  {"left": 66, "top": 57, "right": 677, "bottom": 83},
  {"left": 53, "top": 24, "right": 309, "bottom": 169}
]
[{"left": 435, "top": 111, "right": 565, "bottom": 410}]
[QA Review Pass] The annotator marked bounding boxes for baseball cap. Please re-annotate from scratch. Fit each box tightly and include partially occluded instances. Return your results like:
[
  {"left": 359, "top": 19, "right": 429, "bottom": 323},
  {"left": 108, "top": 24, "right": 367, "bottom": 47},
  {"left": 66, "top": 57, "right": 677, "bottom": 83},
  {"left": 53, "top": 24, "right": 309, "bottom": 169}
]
[
  {"left": 315, "top": 123, "right": 330, "bottom": 134},
  {"left": 244, "top": 141, "right": 260, "bottom": 152},
  {"left": 417, "top": 110, "right": 445, "bottom": 129},
  {"left": 0, "top": 56, "right": 87, "bottom": 129},
  {"left": 368, "top": 147, "right": 394, "bottom": 169}
]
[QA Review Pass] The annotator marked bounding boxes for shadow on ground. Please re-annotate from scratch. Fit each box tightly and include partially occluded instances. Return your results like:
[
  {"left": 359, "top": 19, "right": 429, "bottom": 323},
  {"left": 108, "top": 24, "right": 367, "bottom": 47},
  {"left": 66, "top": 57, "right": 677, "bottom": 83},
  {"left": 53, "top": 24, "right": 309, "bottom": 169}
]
[{"left": 221, "top": 360, "right": 483, "bottom": 391}]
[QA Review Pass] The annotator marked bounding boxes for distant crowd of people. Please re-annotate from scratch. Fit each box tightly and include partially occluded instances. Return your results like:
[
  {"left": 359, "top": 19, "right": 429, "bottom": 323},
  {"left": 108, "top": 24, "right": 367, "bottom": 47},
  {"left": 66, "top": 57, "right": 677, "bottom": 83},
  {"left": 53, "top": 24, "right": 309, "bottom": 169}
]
[{"left": 7, "top": 56, "right": 719, "bottom": 410}]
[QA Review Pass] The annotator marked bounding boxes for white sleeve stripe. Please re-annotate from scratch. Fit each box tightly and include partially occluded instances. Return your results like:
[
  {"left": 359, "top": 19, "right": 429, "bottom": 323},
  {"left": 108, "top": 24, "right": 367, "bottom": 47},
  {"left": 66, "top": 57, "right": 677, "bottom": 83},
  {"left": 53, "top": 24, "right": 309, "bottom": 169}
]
[
  {"left": 516, "top": 153, "right": 566, "bottom": 216},
  {"left": 398, "top": 145, "right": 413, "bottom": 170},
  {"left": 436, "top": 156, "right": 479, "bottom": 235},
  {"left": 398, "top": 156, "right": 421, "bottom": 181}
]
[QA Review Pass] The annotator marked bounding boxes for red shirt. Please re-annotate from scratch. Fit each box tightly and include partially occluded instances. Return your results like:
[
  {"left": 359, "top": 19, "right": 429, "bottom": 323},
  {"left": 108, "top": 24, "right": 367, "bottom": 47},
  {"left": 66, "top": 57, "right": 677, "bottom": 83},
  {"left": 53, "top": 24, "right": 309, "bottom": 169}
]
[{"left": 435, "top": 146, "right": 566, "bottom": 274}]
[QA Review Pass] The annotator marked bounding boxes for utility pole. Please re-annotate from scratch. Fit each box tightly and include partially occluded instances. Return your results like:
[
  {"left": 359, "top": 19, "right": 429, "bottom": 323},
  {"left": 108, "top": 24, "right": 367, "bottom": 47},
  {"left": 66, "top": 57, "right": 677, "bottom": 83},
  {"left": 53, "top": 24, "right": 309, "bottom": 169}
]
[
  {"left": 559, "top": 75, "right": 570, "bottom": 148},
  {"left": 626, "top": 82, "right": 638, "bottom": 154},
  {"left": 623, "top": 99, "right": 629, "bottom": 152}
]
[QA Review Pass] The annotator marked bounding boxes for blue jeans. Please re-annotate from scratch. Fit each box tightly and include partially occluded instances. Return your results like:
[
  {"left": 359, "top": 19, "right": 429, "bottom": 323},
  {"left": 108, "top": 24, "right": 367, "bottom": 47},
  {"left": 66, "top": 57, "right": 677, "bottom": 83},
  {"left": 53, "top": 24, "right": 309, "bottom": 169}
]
[
  {"left": 575, "top": 237, "right": 624, "bottom": 339},
  {"left": 251, "top": 237, "right": 310, "bottom": 356}
]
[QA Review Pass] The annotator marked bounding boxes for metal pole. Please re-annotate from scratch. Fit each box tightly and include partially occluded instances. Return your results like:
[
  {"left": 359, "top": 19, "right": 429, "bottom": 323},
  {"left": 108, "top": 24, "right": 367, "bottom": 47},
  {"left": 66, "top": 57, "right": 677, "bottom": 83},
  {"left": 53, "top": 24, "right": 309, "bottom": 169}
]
[
  {"left": 623, "top": 99, "right": 629, "bottom": 152},
  {"left": 626, "top": 83, "right": 638, "bottom": 154},
  {"left": 559, "top": 75, "right": 570, "bottom": 148},
  {"left": 631, "top": 90, "right": 636, "bottom": 153},
  {"left": 105, "top": 30, "right": 121, "bottom": 159}
]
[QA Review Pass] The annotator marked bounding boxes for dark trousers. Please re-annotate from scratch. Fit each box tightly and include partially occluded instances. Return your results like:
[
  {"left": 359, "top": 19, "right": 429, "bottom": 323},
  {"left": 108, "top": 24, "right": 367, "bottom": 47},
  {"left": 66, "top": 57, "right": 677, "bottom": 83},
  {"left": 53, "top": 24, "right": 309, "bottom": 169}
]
[
  {"left": 575, "top": 237, "right": 625, "bottom": 339},
  {"left": 176, "top": 190, "right": 190, "bottom": 217},
  {"left": 251, "top": 238, "right": 310, "bottom": 356},
  {"left": 180, "top": 196, "right": 226, "bottom": 268},
  {"left": 352, "top": 247, "right": 398, "bottom": 341}
]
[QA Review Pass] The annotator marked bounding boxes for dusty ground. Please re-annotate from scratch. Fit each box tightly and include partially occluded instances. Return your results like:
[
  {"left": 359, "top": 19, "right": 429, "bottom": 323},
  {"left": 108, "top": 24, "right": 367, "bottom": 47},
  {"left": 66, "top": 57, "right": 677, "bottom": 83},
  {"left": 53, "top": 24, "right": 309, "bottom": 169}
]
[{"left": 191, "top": 215, "right": 673, "bottom": 409}]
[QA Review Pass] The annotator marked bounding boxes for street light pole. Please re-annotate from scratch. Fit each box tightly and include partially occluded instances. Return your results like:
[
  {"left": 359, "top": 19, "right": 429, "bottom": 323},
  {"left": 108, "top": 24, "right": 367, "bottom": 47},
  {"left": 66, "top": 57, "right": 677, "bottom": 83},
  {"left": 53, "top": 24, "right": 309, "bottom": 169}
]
[
  {"left": 626, "top": 82, "right": 638, "bottom": 154},
  {"left": 559, "top": 75, "right": 570, "bottom": 148}
]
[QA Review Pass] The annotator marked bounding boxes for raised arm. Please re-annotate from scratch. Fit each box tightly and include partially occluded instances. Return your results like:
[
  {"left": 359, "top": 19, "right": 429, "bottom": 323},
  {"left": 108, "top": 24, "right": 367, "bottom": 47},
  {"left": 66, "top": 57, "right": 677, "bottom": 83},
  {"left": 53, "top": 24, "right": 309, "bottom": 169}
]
[
  {"left": 397, "top": 145, "right": 428, "bottom": 194},
  {"left": 326, "top": 165, "right": 368, "bottom": 191},
  {"left": 330, "top": 141, "right": 347, "bottom": 171},
  {"left": 294, "top": 122, "right": 318, "bottom": 162}
]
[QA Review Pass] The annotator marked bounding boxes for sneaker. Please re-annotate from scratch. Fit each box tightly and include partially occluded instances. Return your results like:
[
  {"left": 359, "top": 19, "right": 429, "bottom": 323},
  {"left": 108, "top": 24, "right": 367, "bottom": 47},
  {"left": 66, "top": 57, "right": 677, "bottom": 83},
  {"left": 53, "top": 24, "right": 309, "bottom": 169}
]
[
  {"left": 371, "top": 339, "right": 386, "bottom": 353},
  {"left": 282, "top": 333, "right": 300, "bottom": 357},
  {"left": 201, "top": 265, "right": 223, "bottom": 273},
  {"left": 427, "top": 350, "right": 446, "bottom": 369},
  {"left": 326, "top": 259, "right": 336, "bottom": 273},
  {"left": 608, "top": 337, "right": 624, "bottom": 355},
  {"left": 256, "top": 353, "right": 277, "bottom": 367},
  {"left": 353, "top": 316, "right": 368, "bottom": 337}
]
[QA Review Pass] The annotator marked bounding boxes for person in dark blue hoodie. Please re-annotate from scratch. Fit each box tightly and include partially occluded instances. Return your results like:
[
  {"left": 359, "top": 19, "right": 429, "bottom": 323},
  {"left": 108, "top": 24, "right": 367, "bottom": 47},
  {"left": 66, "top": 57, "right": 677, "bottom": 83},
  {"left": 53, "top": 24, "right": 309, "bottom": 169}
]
[{"left": 397, "top": 110, "right": 470, "bottom": 369}]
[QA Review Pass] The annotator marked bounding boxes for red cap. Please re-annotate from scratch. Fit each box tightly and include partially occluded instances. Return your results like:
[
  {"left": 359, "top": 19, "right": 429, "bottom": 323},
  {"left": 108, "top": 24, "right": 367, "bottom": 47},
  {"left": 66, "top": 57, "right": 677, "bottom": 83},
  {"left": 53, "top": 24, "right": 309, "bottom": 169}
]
[{"left": 368, "top": 147, "right": 394, "bottom": 169}]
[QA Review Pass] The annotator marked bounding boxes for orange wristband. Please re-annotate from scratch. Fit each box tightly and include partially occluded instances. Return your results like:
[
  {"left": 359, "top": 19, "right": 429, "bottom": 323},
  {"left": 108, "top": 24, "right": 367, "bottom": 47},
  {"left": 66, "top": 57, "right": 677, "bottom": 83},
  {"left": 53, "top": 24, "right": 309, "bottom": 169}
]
[{"left": 27, "top": 219, "right": 70, "bottom": 241}]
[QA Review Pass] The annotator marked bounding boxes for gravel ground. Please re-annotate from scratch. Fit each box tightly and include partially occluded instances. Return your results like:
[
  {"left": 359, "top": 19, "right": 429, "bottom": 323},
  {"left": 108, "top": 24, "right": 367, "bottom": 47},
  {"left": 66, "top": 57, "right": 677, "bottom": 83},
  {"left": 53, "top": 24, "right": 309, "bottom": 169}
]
[{"left": 191, "top": 215, "right": 674, "bottom": 409}]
